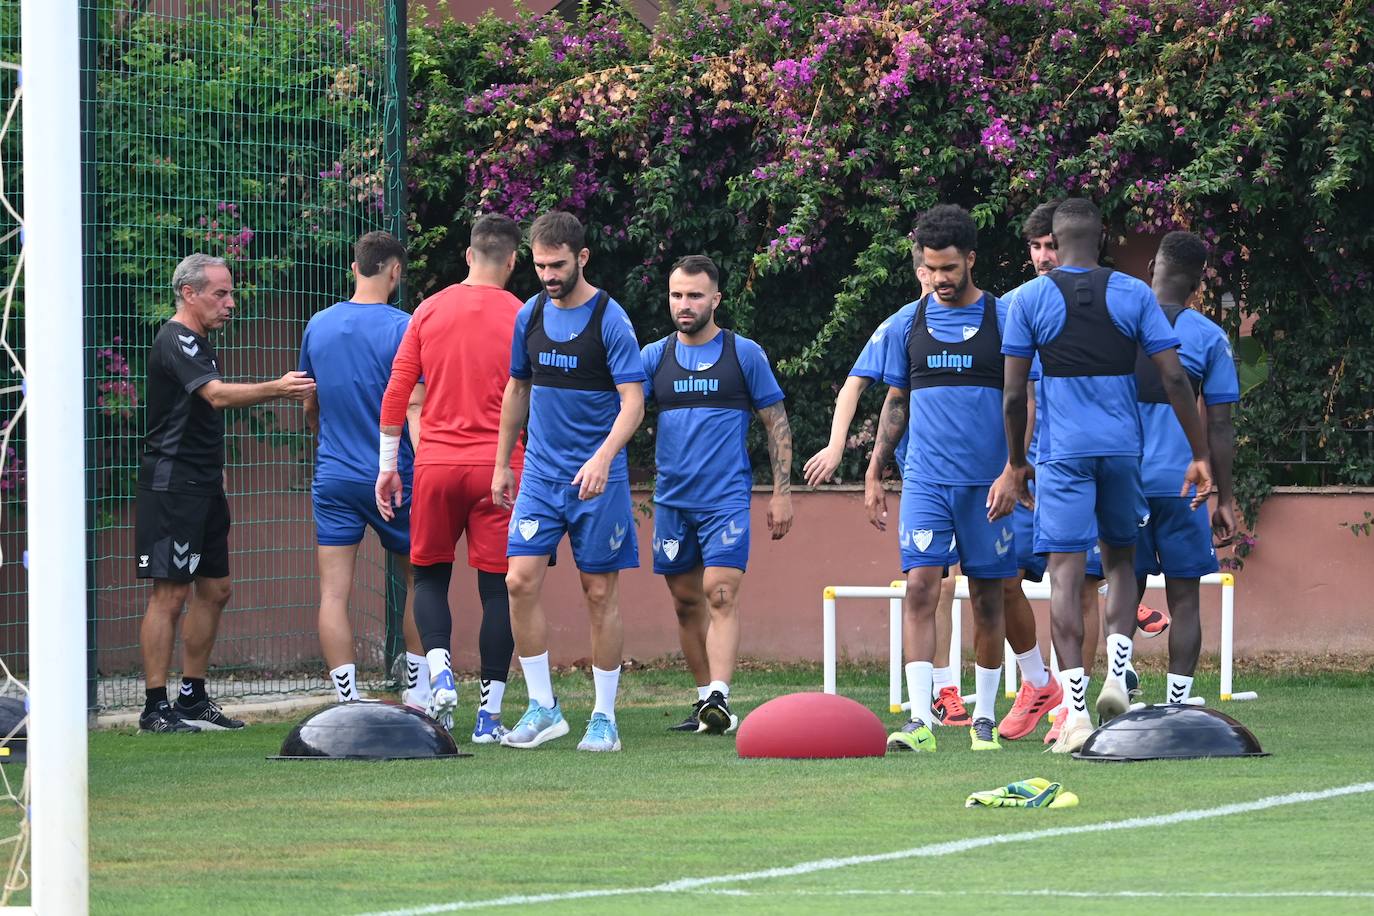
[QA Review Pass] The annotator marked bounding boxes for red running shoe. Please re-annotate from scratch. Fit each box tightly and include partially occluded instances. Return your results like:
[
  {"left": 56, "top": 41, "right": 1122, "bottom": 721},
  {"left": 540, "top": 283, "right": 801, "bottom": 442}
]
[
  {"left": 1044, "top": 706, "right": 1066, "bottom": 745},
  {"left": 931, "top": 686, "right": 972, "bottom": 726},
  {"left": 998, "top": 675, "right": 1064, "bottom": 740},
  {"left": 1137, "top": 603, "right": 1170, "bottom": 637}
]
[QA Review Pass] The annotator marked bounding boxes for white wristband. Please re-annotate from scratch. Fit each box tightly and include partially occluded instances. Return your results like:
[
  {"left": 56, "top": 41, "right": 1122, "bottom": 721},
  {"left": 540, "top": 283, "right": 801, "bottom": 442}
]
[{"left": 379, "top": 432, "right": 400, "bottom": 472}]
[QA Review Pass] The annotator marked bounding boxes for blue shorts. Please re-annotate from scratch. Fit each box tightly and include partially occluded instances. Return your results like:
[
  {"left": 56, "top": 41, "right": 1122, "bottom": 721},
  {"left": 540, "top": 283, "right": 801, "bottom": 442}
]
[
  {"left": 899, "top": 480, "right": 1016, "bottom": 579},
  {"left": 651, "top": 505, "right": 750, "bottom": 575},
  {"left": 1136, "top": 496, "right": 1219, "bottom": 579},
  {"left": 313, "top": 476, "right": 410, "bottom": 555},
  {"left": 1020, "top": 480, "right": 1102, "bottom": 580},
  {"left": 507, "top": 474, "right": 639, "bottom": 573},
  {"left": 1034, "top": 456, "right": 1147, "bottom": 553}
]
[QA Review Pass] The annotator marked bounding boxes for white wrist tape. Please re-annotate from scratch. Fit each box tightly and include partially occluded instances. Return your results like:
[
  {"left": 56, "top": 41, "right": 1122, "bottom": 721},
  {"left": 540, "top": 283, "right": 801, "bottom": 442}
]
[{"left": 379, "top": 432, "right": 401, "bottom": 472}]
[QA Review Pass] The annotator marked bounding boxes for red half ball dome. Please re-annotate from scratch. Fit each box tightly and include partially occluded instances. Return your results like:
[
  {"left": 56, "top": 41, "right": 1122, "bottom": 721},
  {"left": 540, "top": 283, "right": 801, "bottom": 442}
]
[{"left": 736, "top": 692, "right": 887, "bottom": 759}]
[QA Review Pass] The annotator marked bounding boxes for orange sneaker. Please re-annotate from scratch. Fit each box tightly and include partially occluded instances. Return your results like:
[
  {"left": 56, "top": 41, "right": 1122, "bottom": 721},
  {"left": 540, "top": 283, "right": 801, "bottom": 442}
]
[
  {"left": 1136, "top": 603, "right": 1170, "bottom": 637},
  {"left": 931, "top": 686, "right": 972, "bottom": 726},
  {"left": 998, "top": 675, "right": 1064, "bottom": 740},
  {"left": 1044, "top": 706, "right": 1066, "bottom": 745}
]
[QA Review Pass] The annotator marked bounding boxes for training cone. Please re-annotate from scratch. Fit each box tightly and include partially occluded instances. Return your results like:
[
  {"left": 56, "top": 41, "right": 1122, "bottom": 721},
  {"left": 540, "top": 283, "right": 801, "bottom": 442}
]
[
  {"left": 270, "top": 700, "right": 468, "bottom": 760},
  {"left": 1074, "top": 704, "right": 1268, "bottom": 762},
  {"left": 737, "top": 692, "right": 887, "bottom": 759}
]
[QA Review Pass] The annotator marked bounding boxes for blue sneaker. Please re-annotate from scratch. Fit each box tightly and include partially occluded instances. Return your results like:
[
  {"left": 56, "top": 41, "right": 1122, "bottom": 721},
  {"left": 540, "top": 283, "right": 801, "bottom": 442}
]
[
  {"left": 426, "top": 669, "right": 458, "bottom": 732},
  {"left": 500, "top": 699, "right": 570, "bottom": 749},
  {"left": 470, "top": 709, "right": 509, "bottom": 745},
  {"left": 576, "top": 712, "right": 622, "bottom": 752}
]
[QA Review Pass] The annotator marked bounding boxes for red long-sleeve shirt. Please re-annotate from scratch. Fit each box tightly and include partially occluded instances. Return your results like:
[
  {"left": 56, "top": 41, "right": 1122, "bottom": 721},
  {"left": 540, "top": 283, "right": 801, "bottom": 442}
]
[{"left": 380, "top": 283, "right": 524, "bottom": 468}]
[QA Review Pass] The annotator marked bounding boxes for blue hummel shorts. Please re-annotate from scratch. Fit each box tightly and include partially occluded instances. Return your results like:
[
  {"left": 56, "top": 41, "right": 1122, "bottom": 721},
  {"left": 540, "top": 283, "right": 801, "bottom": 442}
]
[
  {"left": 899, "top": 479, "right": 1017, "bottom": 579},
  {"left": 313, "top": 476, "right": 410, "bottom": 554},
  {"left": 651, "top": 504, "right": 750, "bottom": 575},
  {"left": 1013, "top": 499, "right": 1044, "bottom": 582},
  {"left": 507, "top": 474, "right": 639, "bottom": 574},
  {"left": 1135, "top": 496, "right": 1219, "bottom": 579},
  {"left": 1034, "top": 456, "right": 1147, "bottom": 553}
]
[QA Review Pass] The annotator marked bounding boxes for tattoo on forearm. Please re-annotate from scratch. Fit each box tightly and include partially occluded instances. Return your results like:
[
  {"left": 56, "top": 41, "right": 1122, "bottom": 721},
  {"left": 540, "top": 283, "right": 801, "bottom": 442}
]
[
  {"left": 871, "top": 394, "right": 908, "bottom": 473},
  {"left": 759, "top": 403, "right": 793, "bottom": 495}
]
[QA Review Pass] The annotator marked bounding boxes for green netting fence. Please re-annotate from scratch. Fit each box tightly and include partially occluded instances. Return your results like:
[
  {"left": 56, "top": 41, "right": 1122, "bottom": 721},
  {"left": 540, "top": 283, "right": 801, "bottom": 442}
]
[{"left": 0, "top": 0, "right": 409, "bottom": 710}]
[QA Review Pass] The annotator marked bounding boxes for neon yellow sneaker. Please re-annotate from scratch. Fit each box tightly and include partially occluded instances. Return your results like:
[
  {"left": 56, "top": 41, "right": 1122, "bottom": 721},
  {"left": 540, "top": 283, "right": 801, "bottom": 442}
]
[
  {"left": 886, "top": 719, "right": 936, "bottom": 753},
  {"left": 970, "top": 716, "right": 1002, "bottom": 751}
]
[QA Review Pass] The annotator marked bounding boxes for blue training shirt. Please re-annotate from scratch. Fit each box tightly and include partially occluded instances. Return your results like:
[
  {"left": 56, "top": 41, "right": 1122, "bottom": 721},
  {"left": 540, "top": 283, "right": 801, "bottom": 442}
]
[
  {"left": 510, "top": 291, "right": 645, "bottom": 483},
  {"left": 879, "top": 294, "right": 1010, "bottom": 487},
  {"left": 1141, "top": 309, "right": 1239, "bottom": 496},
  {"left": 642, "top": 331, "right": 784, "bottom": 510},
  {"left": 299, "top": 300, "right": 413, "bottom": 484},
  {"left": 851, "top": 311, "right": 910, "bottom": 470},
  {"left": 1004, "top": 281, "right": 1043, "bottom": 465},
  {"left": 1002, "top": 267, "right": 1180, "bottom": 462}
]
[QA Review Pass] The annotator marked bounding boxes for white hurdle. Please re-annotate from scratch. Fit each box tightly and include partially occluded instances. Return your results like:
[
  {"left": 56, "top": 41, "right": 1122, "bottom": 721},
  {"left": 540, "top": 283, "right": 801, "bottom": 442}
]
[{"left": 822, "top": 571, "right": 1252, "bottom": 713}]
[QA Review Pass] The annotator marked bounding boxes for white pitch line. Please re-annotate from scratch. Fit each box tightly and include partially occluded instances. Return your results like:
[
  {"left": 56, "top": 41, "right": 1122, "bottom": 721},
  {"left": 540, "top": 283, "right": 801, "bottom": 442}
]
[
  {"left": 355, "top": 781, "right": 1374, "bottom": 916},
  {"left": 695, "top": 889, "right": 1374, "bottom": 899}
]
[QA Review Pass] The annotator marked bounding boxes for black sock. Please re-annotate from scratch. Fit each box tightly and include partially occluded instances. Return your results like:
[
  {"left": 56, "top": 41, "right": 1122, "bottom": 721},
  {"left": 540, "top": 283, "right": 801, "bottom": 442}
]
[
  {"left": 477, "top": 570, "right": 514, "bottom": 683},
  {"left": 177, "top": 677, "right": 207, "bottom": 706},
  {"left": 413, "top": 562, "right": 454, "bottom": 653},
  {"left": 145, "top": 686, "right": 168, "bottom": 712}
]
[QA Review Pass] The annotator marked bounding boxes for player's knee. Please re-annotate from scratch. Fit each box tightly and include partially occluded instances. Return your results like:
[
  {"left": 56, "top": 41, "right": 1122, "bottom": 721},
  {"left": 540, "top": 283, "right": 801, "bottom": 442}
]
[
  {"left": 198, "top": 578, "right": 232, "bottom": 608},
  {"left": 582, "top": 576, "right": 614, "bottom": 611},
  {"left": 505, "top": 568, "right": 538, "bottom": 601},
  {"left": 147, "top": 583, "right": 192, "bottom": 616},
  {"left": 903, "top": 580, "right": 941, "bottom": 618}
]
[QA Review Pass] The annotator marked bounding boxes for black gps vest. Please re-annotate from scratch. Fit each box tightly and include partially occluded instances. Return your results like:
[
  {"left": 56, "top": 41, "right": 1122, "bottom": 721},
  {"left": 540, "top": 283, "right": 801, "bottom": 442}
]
[
  {"left": 651, "top": 330, "right": 753, "bottom": 412},
  {"left": 1038, "top": 268, "right": 1137, "bottom": 378},
  {"left": 906, "top": 292, "right": 1003, "bottom": 391},
  {"left": 524, "top": 289, "right": 616, "bottom": 391},
  {"left": 1134, "top": 304, "right": 1201, "bottom": 404}
]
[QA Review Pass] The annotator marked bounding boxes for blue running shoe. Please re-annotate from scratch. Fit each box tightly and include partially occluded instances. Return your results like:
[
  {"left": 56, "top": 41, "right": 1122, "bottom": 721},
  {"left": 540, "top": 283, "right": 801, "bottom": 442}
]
[
  {"left": 470, "top": 708, "right": 509, "bottom": 745},
  {"left": 500, "top": 699, "right": 570, "bottom": 749},
  {"left": 426, "top": 669, "right": 458, "bottom": 732},
  {"left": 576, "top": 712, "right": 622, "bottom": 752}
]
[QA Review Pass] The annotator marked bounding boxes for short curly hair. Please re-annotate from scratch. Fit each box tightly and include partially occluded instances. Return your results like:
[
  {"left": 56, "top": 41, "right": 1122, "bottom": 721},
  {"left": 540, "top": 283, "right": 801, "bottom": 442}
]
[{"left": 913, "top": 204, "right": 978, "bottom": 254}]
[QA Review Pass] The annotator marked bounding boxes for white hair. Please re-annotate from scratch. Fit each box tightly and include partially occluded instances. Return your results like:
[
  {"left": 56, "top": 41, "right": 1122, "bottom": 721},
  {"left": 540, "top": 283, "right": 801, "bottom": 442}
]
[{"left": 171, "top": 253, "right": 228, "bottom": 302}]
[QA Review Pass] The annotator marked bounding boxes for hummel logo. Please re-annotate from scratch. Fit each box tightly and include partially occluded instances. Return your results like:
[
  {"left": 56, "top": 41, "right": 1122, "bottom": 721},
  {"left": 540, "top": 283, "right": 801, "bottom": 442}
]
[
  {"left": 172, "top": 540, "right": 190, "bottom": 569},
  {"left": 609, "top": 524, "right": 627, "bottom": 552},
  {"left": 177, "top": 333, "right": 200, "bottom": 358},
  {"left": 179, "top": 682, "right": 193, "bottom": 696},
  {"left": 994, "top": 526, "right": 1012, "bottom": 557},
  {"left": 914, "top": 529, "right": 933, "bottom": 552},
  {"left": 517, "top": 518, "right": 539, "bottom": 541},
  {"left": 139, "top": 555, "right": 149, "bottom": 568},
  {"left": 721, "top": 519, "right": 745, "bottom": 546},
  {"left": 1140, "top": 512, "right": 1151, "bottom": 527},
  {"left": 333, "top": 673, "right": 353, "bottom": 690}
]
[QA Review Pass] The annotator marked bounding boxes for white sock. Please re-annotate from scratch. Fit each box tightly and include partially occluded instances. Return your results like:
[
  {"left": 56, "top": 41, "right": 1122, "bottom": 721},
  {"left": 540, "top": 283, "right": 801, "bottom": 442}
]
[
  {"left": 696, "top": 684, "right": 711, "bottom": 702},
  {"left": 973, "top": 664, "right": 1001, "bottom": 722},
  {"left": 330, "top": 663, "right": 359, "bottom": 702},
  {"left": 426, "top": 648, "right": 452, "bottom": 688},
  {"left": 1014, "top": 646, "right": 1050, "bottom": 689},
  {"left": 1061, "top": 666, "right": 1089, "bottom": 721},
  {"left": 904, "top": 661, "right": 934, "bottom": 725},
  {"left": 405, "top": 651, "right": 430, "bottom": 696},
  {"left": 931, "top": 666, "right": 955, "bottom": 691},
  {"left": 1107, "top": 634, "right": 1133, "bottom": 690},
  {"left": 519, "top": 652, "right": 555, "bottom": 708},
  {"left": 479, "top": 678, "right": 505, "bottom": 715},
  {"left": 1167, "top": 673, "right": 1194, "bottom": 704},
  {"left": 708, "top": 679, "right": 729, "bottom": 698},
  {"left": 592, "top": 665, "right": 621, "bottom": 721}
]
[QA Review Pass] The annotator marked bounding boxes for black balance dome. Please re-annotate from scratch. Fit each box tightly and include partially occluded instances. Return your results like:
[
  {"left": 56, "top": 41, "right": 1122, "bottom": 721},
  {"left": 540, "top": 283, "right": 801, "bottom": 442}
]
[
  {"left": 1074, "top": 704, "right": 1268, "bottom": 762},
  {"left": 271, "top": 700, "right": 467, "bottom": 760}
]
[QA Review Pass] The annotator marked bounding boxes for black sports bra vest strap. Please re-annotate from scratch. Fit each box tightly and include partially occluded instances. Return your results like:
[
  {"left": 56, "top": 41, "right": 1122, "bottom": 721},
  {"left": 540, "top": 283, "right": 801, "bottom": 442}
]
[
  {"left": 1134, "top": 304, "right": 1201, "bottom": 404},
  {"left": 525, "top": 289, "right": 617, "bottom": 391},
  {"left": 1038, "top": 268, "right": 1137, "bottom": 378},
  {"left": 652, "top": 329, "right": 753, "bottom": 412},
  {"left": 906, "top": 291, "right": 1004, "bottom": 390}
]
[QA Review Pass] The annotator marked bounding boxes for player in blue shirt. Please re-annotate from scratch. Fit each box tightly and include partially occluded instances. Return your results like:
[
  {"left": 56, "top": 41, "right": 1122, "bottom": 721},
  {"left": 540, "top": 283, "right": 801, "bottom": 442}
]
[
  {"left": 991, "top": 198, "right": 1213, "bottom": 753},
  {"left": 1134, "top": 231, "right": 1239, "bottom": 703},
  {"left": 492, "top": 211, "right": 645, "bottom": 752},
  {"left": 864, "top": 205, "right": 1014, "bottom": 753},
  {"left": 643, "top": 255, "right": 792, "bottom": 736},
  {"left": 299, "top": 231, "right": 425, "bottom": 705}
]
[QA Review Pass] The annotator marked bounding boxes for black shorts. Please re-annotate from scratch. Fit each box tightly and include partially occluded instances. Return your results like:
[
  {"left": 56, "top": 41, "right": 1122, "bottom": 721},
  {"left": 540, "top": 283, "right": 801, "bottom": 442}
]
[{"left": 134, "top": 488, "right": 231, "bottom": 582}]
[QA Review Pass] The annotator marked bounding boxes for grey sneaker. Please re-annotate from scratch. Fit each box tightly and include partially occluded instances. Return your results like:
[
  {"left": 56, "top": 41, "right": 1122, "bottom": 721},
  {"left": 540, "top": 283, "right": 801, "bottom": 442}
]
[
  {"left": 576, "top": 712, "right": 622, "bottom": 752},
  {"left": 500, "top": 699, "right": 570, "bottom": 749}
]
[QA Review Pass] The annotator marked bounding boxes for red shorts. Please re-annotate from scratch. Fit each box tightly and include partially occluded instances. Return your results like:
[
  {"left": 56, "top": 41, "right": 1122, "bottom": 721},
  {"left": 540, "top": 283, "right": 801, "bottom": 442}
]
[{"left": 410, "top": 464, "right": 516, "bottom": 572}]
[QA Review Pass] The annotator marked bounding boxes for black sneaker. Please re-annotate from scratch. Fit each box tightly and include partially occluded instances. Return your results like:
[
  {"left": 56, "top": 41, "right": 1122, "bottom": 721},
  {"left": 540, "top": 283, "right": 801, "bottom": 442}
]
[
  {"left": 138, "top": 700, "right": 197, "bottom": 734},
  {"left": 668, "top": 700, "right": 707, "bottom": 733},
  {"left": 698, "top": 691, "right": 738, "bottom": 735},
  {"left": 174, "top": 697, "right": 245, "bottom": 731}
]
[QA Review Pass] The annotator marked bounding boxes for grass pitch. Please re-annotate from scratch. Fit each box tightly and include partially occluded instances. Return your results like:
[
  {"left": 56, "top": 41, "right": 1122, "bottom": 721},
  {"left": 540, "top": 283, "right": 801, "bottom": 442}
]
[{"left": 86, "top": 666, "right": 1374, "bottom": 914}]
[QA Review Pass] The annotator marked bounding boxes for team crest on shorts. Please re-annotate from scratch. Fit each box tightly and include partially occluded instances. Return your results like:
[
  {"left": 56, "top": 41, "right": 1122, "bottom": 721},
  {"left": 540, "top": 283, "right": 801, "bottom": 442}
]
[
  {"left": 662, "top": 538, "right": 680, "bottom": 561},
  {"left": 914, "top": 529, "right": 934, "bottom": 552},
  {"left": 517, "top": 518, "right": 539, "bottom": 541}
]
